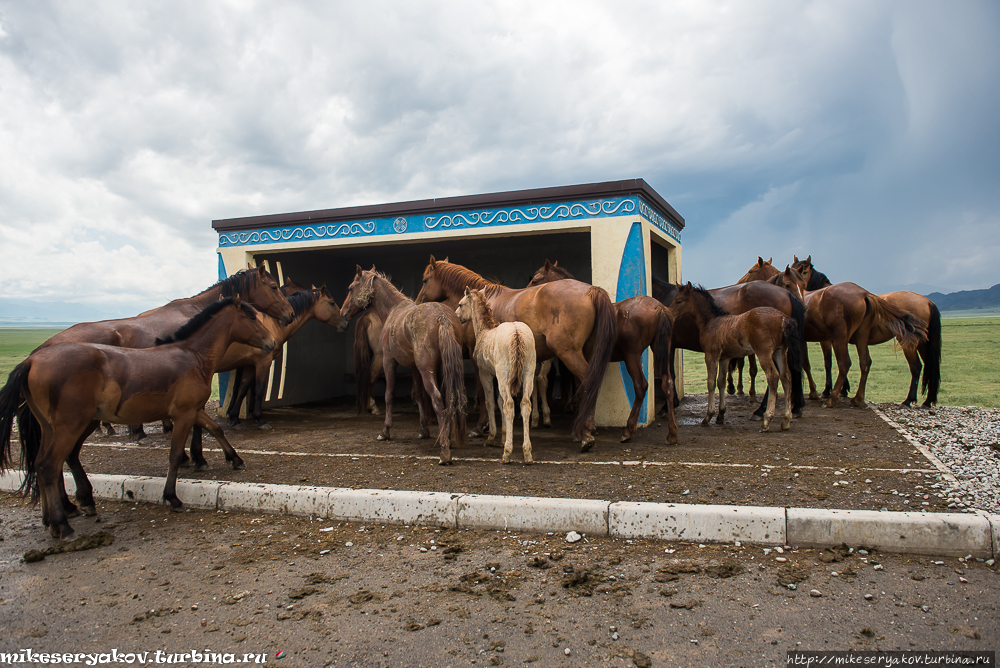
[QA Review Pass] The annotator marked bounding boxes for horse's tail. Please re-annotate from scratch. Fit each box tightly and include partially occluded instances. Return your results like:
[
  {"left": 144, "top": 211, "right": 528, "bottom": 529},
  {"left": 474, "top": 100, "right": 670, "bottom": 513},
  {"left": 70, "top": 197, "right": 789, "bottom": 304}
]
[
  {"left": 782, "top": 315, "right": 804, "bottom": 382},
  {"left": 0, "top": 360, "right": 40, "bottom": 500},
  {"left": 439, "top": 318, "right": 468, "bottom": 449},
  {"left": 353, "top": 313, "right": 374, "bottom": 414},
  {"left": 788, "top": 295, "right": 807, "bottom": 412},
  {"left": 509, "top": 326, "right": 527, "bottom": 398},
  {"left": 653, "top": 305, "right": 674, "bottom": 385},
  {"left": 922, "top": 302, "right": 942, "bottom": 404},
  {"left": 572, "top": 286, "right": 617, "bottom": 439},
  {"left": 866, "top": 294, "right": 928, "bottom": 350}
]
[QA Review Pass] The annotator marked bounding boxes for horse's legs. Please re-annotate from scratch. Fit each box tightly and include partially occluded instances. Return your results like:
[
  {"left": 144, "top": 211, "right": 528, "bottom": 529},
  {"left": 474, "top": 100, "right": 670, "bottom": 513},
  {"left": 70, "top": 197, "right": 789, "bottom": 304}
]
[
  {"left": 620, "top": 352, "right": 647, "bottom": 443},
  {"left": 378, "top": 359, "right": 398, "bottom": 441},
  {"left": 801, "top": 342, "right": 820, "bottom": 400},
  {"left": 101, "top": 422, "right": 116, "bottom": 436},
  {"left": 715, "top": 358, "right": 729, "bottom": 424},
  {"left": 776, "top": 350, "right": 793, "bottom": 431},
  {"left": 470, "top": 356, "right": 490, "bottom": 437},
  {"left": 821, "top": 341, "right": 848, "bottom": 397},
  {"left": 37, "top": 418, "right": 91, "bottom": 539},
  {"left": 416, "top": 362, "right": 452, "bottom": 464},
  {"left": 63, "top": 420, "right": 100, "bottom": 516},
  {"left": 748, "top": 355, "right": 758, "bottom": 400},
  {"left": 479, "top": 368, "right": 499, "bottom": 448},
  {"left": 900, "top": 345, "right": 922, "bottom": 407},
  {"left": 703, "top": 356, "right": 719, "bottom": 426},
  {"left": 756, "top": 351, "right": 780, "bottom": 432},
  {"left": 410, "top": 369, "right": 432, "bottom": 439},
  {"left": 494, "top": 371, "right": 516, "bottom": 464},
  {"left": 551, "top": 349, "right": 596, "bottom": 447},
  {"left": 726, "top": 359, "right": 737, "bottom": 395},
  {"left": 825, "top": 337, "right": 852, "bottom": 408},
  {"left": 368, "top": 349, "right": 383, "bottom": 415},
  {"left": 162, "top": 413, "right": 196, "bottom": 510},
  {"left": 851, "top": 340, "right": 873, "bottom": 408},
  {"left": 227, "top": 367, "right": 253, "bottom": 427},
  {"left": 251, "top": 365, "right": 272, "bottom": 429},
  {"left": 520, "top": 363, "right": 535, "bottom": 463},
  {"left": 531, "top": 360, "right": 552, "bottom": 429},
  {"left": 195, "top": 411, "right": 244, "bottom": 470}
]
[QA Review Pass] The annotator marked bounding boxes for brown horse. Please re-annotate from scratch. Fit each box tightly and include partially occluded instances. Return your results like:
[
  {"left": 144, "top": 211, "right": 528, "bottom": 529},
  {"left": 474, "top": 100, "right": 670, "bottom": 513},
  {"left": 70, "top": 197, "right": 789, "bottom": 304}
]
[
  {"left": 353, "top": 311, "right": 386, "bottom": 415},
  {"left": 416, "top": 256, "right": 617, "bottom": 450},
  {"left": 526, "top": 260, "right": 677, "bottom": 444},
  {"left": 668, "top": 284, "right": 801, "bottom": 432},
  {"left": 0, "top": 297, "right": 276, "bottom": 539},
  {"left": 222, "top": 280, "right": 348, "bottom": 430},
  {"left": 662, "top": 279, "right": 807, "bottom": 418},
  {"left": 791, "top": 256, "right": 942, "bottom": 407},
  {"left": 341, "top": 266, "right": 467, "bottom": 464},
  {"left": 35, "top": 265, "right": 294, "bottom": 439}
]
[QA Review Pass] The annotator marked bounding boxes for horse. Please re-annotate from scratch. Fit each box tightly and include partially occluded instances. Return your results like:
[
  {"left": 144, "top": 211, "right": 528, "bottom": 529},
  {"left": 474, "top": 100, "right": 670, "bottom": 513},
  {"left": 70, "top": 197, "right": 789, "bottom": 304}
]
[
  {"left": 526, "top": 260, "right": 678, "bottom": 445},
  {"left": 34, "top": 265, "right": 294, "bottom": 439},
  {"left": 0, "top": 297, "right": 276, "bottom": 539},
  {"left": 341, "top": 266, "right": 467, "bottom": 464},
  {"left": 221, "top": 280, "right": 348, "bottom": 431},
  {"left": 415, "top": 256, "right": 617, "bottom": 451},
  {"left": 791, "top": 256, "right": 942, "bottom": 407},
  {"left": 456, "top": 288, "right": 536, "bottom": 464},
  {"left": 668, "top": 284, "right": 801, "bottom": 432},
  {"left": 658, "top": 278, "right": 807, "bottom": 419}
]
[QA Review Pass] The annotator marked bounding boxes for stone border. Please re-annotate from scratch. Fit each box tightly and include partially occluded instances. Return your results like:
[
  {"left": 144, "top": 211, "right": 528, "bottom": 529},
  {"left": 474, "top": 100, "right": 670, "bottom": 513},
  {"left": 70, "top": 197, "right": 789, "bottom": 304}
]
[{"left": 1, "top": 471, "right": 995, "bottom": 558}]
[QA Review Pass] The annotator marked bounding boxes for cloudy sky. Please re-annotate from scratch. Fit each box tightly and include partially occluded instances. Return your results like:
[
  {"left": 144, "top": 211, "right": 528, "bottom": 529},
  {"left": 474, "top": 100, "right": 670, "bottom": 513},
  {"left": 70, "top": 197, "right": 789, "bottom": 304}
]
[{"left": 1, "top": 1, "right": 998, "bottom": 313}]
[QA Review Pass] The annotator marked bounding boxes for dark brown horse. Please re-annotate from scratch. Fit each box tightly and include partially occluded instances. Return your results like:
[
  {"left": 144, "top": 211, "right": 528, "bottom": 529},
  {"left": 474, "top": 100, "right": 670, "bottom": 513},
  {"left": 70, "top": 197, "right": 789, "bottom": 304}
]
[
  {"left": 35, "top": 265, "right": 294, "bottom": 439},
  {"left": 415, "top": 256, "right": 617, "bottom": 450},
  {"left": 526, "top": 260, "right": 677, "bottom": 445},
  {"left": 668, "top": 284, "right": 802, "bottom": 431},
  {"left": 0, "top": 297, "right": 276, "bottom": 539},
  {"left": 341, "top": 266, "right": 467, "bottom": 464},
  {"left": 222, "top": 280, "right": 348, "bottom": 430},
  {"left": 791, "top": 256, "right": 942, "bottom": 407},
  {"left": 660, "top": 279, "right": 807, "bottom": 418}
]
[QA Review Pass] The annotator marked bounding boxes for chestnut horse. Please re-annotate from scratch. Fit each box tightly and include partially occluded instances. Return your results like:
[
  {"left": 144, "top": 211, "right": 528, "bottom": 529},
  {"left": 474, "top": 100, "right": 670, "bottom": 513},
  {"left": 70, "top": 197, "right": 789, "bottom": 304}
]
[
  {"left": 0, "top": 297, "right": 276, "bottom": 538},
  {"left": 456, "top": 288, "right": 536, "bottom": 464},
  {"left": 792, "top": 256, "right": 942, "bottom": 407},
  {"left": 341, "top": 266, "right": 466, "bottom": 464},
  {"left": 222, "top": 281, "right": 348, "bottom": 431},
  {"left": 526, "top": 260, "right": 677, "bottom": 445},
  {"left": 668, "top": 284, "right": 801, "bottom": 432},
  {"left": 415, "top": 257, "right": 616, "bottom": 451}
]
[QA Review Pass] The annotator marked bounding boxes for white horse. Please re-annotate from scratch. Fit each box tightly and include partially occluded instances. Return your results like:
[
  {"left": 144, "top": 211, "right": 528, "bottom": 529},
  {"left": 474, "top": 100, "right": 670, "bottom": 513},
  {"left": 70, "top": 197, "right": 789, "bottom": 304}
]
[{"left": 456, "top": 287, "right": 536, "bottom": 464}]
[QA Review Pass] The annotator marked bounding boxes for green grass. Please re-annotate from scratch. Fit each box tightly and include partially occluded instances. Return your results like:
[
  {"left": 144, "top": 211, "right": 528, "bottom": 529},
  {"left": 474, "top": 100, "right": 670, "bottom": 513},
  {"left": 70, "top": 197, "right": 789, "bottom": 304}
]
[
  {"left": 680, "top": 316, "right": 1000, "bottom": 408},
  {"left": 0, "top": 327, "right": 219, "bottom": 402}
]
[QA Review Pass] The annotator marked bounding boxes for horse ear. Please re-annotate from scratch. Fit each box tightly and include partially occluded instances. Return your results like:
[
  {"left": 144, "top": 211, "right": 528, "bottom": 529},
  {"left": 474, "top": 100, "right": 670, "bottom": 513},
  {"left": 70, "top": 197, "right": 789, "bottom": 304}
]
[
  {"left": 429, "top": 254, "right": 437, "bottom": 267},
  {"left": 319, "top": 283, "right": 327, "bottom": 294},
  {"left": 464, "top": 286, "right": 472, "bottom": 297},
  {"left": 553, "top": 260, "right": 558, "bottom": 267},
  {"left": 544, "top": 259, "right": 552, "bottom": 270},
  {"left": 768, "top": 257, "right": 772, "bottom": 264},
  {"left": 757, "top": 257, "right": 765, "bottom": 267},
  {"left": 355, "top": 264, "right": 363, "bottom": 276},
  {"left": 234, "top": 294, "right": 242, "bottom": 308},
  {"left": 794, "top": 255, "right": 799, "bottom": 262},
  {"left": 805, "top": 255, "right": 811, "bottom": 265}
]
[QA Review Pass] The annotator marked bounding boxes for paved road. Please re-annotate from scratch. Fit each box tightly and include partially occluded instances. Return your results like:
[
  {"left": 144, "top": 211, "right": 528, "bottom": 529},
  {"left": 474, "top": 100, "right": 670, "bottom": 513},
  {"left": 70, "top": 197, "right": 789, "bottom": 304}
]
[{"left": 1, "top": 494, "right": 996, "bottom": 667}]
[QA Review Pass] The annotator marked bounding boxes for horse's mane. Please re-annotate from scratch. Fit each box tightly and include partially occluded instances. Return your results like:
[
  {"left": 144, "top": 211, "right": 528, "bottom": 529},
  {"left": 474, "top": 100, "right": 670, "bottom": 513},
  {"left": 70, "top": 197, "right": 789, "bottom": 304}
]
[
  {"left": 433, "top": 262, "right": 498, "bottom": 297},
  {"left": 468, "top": 289, "right": 499, "bottom": 330},
  {"left": 546, "top": 264, "right": 575, "bottom": 280},
  {"left": 155, "top": 298, "right": 257, "bottom": 345},
  {"left": 768, "top": 266, "right": 803, "bottom": 287},
  {"left": 365, "top": 269, "right": 410, "bottom": 303},
  {"left": 286, "top": 289, "right": 320, "bottom": 318},
  {"left": 806, "top": 270, "right": 832, "bottom": 291},
  {"left": 688, "top": 284, "right": 729, "bottom": 317},
  {"left": 209, "top": 268, "right": 271, "bottom": 299}
]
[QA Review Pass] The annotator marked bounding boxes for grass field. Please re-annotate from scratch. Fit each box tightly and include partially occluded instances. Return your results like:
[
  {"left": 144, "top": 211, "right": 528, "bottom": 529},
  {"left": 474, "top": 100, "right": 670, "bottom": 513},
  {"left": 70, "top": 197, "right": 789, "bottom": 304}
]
[{"left": 2, "top": 318, "right": 998, "bottom": 409}]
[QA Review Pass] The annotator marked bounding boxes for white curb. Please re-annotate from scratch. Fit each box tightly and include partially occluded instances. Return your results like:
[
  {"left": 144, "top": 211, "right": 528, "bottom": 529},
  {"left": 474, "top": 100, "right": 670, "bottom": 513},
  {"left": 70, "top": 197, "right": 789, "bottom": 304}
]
[
  {"left": 0, "top": 471, "right": 995, "bottom": 558},
  {"left": 786, "top": 507, "right": 994, "bottom": 558},
  {"left": 609, "top": 502, "right": 786, "bottom": 545}
]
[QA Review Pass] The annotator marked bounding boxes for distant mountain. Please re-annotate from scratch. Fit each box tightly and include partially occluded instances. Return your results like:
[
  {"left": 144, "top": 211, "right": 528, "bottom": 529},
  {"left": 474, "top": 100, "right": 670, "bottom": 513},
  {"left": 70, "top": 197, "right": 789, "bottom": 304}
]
[
  {"left": 926, "top": 284, "right": 1000, "bottom": 311},
  {"left": 0, "top": 298, "right": 147, "bottom": 325}
]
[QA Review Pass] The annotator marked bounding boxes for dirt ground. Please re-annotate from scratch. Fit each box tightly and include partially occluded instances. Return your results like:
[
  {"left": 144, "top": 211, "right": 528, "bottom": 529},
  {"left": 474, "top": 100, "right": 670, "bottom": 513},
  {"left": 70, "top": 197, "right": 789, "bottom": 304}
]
[
  {"left": 1, "top": 495, "right": 996, "bottom": 667},
  {"left": 73, "top": 393, "right": 947, "bottom": 513}
]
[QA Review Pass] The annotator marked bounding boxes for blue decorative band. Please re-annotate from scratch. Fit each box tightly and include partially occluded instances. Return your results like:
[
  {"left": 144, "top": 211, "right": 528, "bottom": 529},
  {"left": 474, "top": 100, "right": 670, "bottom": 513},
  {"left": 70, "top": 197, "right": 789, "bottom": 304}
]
[{"left": 218, "top": 195, "right": 681, "bottom": 248}]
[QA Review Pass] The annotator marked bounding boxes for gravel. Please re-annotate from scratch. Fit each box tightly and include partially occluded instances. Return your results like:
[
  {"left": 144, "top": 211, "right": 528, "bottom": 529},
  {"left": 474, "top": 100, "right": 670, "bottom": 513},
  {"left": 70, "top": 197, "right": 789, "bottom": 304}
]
[{"left": 876, "top": 404, "right": 1000, "bottom": 515}]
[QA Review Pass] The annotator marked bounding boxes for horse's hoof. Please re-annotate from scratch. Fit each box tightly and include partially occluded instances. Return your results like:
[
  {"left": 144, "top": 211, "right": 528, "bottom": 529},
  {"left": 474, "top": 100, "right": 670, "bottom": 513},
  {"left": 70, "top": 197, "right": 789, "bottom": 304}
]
[
  {"left": 759, "top": 427, "right": 770, "bottom": 433},
  {"left": 700, "top": 419, "right": 710, "bottom": 427},
  {"left": 579, "top": 442, "right": 594, "bottom": 453},
  {"left": 808, "top": 393, "right": 820, "bottom": 401},
  {"left": 65, "top": 505, "right": 82, "bottom": 518},
  {"left": 620, "top": 435, "right": 633, "bottom": 443},
  {"left": 749, "top": 413, "right": 762, "bottom": 421},
  {"left": 542, "top": 420, "right": 552, "bottom": 428},
  {"left": 781, "top": 422, "right": 791, "bottom": 431},
  {"left": 57, "top": 526, "right": 75, "bottom": 541},
  {"left": 667, "top": 434, "right": 678, "bottom": 445},
  {"left": 792, "top": 410, "right": 803, "bottom": 419},
  {"left": 81, "top": 505, "right": 97, "bottom": 517},
  {"left": 194, "top": 461, "right": 209, "bottom": 471},
  {"left": 231, "top": 460, "right": 246, "bottom": 471},
  {"left": 523, "top": 458, "right": 534, "bottom": 465},
  {"left": 501, "top": 457, "right": 513, "bottom": 464},
  {"left": 376, "top": 434, "right": 389, "bottom": 441},
  {"left": 257, "top": 422, "right": 272, "bottom": 431},
  {"left": 232, "top": 422, "right": 247, "bottom": 431},
  {"left": 850, "top": 398, "right": 866, "bottom": 408},
  {"left": 438, "top": 459, "right": 454, "bottom": 466}
]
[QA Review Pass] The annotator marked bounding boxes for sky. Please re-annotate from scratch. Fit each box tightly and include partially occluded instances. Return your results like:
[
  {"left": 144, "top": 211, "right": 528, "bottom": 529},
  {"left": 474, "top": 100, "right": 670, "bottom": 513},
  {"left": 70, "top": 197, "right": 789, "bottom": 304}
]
[{"left": 1, "top": 1, "right": 998, "bottom": 314}]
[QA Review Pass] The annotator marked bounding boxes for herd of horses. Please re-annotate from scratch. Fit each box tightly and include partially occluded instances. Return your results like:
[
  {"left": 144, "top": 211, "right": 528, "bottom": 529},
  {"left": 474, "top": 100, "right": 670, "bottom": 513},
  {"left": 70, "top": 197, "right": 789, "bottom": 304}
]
[{"left": 0, "top": 254, "right": 941, "bottom": 539}]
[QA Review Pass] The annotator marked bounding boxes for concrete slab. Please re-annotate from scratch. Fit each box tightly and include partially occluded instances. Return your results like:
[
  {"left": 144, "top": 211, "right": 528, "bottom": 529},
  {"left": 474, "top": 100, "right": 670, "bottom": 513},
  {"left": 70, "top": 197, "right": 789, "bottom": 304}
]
[
  {"left": 457, "top": 494, "right": 609, "bottom": 535},
  {"left": 63, "top": 473, "right": 124, "bottom": 502},
  {"left": 326, "top": 489, "right": 458, "bottom": 527},
  {"left": 217, "top": 482, "right": 331, "bottom": 517},
  {"left": 609, "top": 502, "right": 786, "bottom": 545},
  {"left": 786, "top": 508, "right": 994, "bottom": 558}
]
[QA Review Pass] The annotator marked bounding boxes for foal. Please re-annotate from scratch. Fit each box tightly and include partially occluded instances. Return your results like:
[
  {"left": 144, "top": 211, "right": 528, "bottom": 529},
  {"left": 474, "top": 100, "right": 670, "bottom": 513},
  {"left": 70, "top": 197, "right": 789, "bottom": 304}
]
[
  {"left": 669, "top": 284, "right": 801, "bottom": 432},
  {"left": 456, "top": 288, "right": 536, "bottom": 464}
]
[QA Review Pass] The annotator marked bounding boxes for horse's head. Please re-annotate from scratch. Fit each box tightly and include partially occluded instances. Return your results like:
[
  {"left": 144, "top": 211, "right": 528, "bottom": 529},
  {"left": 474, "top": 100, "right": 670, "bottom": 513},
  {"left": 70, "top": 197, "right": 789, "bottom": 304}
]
[
  {"left": 668, "top": 282, "right": 725, "bottom": 322},
  {"left": 311, "top": 284, "right": 349, "bottom": 332},
  {"left": 232, "top": 297, "right": 277, "bottom": 354},
  {"left": 415, "top": 255, "right": 450, "bottom": 304},
  {"left": 247, "top": 264, "right": 295, "bottom": 326},
  {"left": 790, "top": 255, "right": 814, "bottom": 284},
  {"left": 341, "top": 265, "right": 376, "bottom": 321},
  {"left": 771, "top": 265, "right": 806, "bottom": 302},
  {"left": 455, "top": 287, "right": 474, "bottom": 324},
  {"left": 528, "top": 259, "right": 575, "bottom": 287},
  {"left": 737, "top": 257, "right": 778, "bottom": 284}
]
